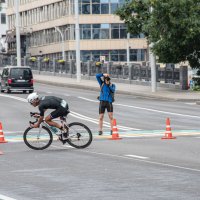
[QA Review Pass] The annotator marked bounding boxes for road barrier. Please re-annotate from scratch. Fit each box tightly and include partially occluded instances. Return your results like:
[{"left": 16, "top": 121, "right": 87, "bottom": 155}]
[{"left": 0, "top": 55, "right": 188, "bottom": 90}]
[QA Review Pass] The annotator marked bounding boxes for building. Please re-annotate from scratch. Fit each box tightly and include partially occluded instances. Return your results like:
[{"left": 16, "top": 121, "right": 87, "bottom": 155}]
[
  {"left": 0, "top": 0, "right": 8, "bottom": 53},
  {"left": 6, "top": 0, "right": 148, "bottom": 64}
]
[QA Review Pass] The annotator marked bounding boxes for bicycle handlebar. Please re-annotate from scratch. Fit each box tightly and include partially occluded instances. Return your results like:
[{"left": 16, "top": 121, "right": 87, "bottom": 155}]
[{"left": 29, "top": 112, "right": 39, "bottom": 125}]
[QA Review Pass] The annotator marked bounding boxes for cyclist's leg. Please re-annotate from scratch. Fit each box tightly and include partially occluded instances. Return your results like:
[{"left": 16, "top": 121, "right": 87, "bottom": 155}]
[
  {"left": 45, "top": 115, "right": 62, "bottom": 129},
  {"left": 45, "top": 107, "right": 67, "bottom": 129}
]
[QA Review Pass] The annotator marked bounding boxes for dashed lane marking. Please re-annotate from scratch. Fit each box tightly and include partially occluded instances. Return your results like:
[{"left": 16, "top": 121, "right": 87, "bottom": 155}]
[{"left": 125, "top": 154, "right": 149, "bottom": 159}]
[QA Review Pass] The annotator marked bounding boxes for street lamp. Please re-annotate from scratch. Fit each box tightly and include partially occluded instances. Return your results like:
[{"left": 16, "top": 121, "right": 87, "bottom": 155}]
[
  {"left": 75, "top": 0, "right": 81, "bottom": 82},
  {"left": 55, "top": 26, "right": 65, "bottom": 60},
  {"left": 15, "top": 0, "right": 21, "bottom": 67}
]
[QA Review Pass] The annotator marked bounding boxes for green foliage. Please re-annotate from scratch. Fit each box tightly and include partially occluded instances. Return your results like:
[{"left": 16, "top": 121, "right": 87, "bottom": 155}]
[
  {"left": 116, "top": 0, "right": 200, "bottom": 69},
  {"left": 192, "top": 85, "right": 200, "bottom": 91},
  {"left": 192, "top": 77, "right": 200, "bottom": 86}
]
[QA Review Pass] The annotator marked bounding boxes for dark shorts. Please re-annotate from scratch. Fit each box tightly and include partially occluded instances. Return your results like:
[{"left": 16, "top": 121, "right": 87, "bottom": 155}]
[
  {"left": 50, "top": 106, "right": 69, "bottom": 119},
  {"left": 99, "top": 101, "right": 113, "bottom": 114}
]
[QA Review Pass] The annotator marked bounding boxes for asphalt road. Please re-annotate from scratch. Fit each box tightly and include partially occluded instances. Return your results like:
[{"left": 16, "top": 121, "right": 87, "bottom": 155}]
[{"left": 0, "top": 83, "right": 200, "bottom": 200}]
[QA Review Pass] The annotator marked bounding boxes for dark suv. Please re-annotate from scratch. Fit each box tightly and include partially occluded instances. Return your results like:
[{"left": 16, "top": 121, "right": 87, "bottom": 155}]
[{"left": 0, "top": 66, "right": 34, "bottom": 93}]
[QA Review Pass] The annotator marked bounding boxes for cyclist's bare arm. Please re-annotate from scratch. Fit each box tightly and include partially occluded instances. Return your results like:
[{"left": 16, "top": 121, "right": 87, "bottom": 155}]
[
  {"left": 30, "top": 112, "right": 44, "bottom": 128},
  {"left": 30, "top": 116, "right": 43, "bottom": 128}
]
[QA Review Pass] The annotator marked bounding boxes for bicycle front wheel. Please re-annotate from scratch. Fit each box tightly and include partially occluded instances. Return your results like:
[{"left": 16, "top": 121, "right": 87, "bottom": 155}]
[
  {"left": 66, "top": 122, "right": 93, "bottom": 149},
  {"left": 23, "top": 126, "right": 53, "bottom": 150}
]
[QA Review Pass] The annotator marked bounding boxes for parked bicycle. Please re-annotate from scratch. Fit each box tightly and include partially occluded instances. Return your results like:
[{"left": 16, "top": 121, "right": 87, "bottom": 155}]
[{"left": 23, "top": 112, "right": 93, "bottom": 150}]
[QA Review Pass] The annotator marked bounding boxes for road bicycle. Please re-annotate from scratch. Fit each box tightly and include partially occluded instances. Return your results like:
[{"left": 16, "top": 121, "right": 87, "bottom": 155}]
[{"left": 23, "top": 112, "right": 93, "bottom": 150}]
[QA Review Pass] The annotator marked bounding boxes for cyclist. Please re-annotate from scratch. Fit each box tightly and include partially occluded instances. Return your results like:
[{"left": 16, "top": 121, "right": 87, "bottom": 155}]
[{"left": 27, "top": 92, "right": 69, "bottom": 140}]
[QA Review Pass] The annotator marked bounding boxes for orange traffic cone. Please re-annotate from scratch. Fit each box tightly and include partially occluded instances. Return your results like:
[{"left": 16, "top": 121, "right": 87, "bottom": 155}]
[
  {"left": 161, "top": 118, "right": 176, "bottom": 139},
  {"left": 109, "top": 119, "right": 122, "bottom": 140},
  {"left": 0, "top": 122, "right": 7, "bottom": 143}
]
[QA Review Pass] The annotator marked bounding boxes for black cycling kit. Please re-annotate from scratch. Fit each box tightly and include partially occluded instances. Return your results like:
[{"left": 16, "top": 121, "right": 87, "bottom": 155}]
[{"left": 38, "top": 96, "right": 69, "bottom": 119}]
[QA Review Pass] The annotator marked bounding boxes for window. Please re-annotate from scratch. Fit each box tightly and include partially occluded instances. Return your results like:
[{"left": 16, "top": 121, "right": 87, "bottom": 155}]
[
  {"left": 81, "top": 50, "right": 91, "bottom": 61},
  {"left": 1, "top": 13, "right": 6, "bottom": 24},
  {"left": 92, "top": 4, "right": 100, "bottom": 14},
  {"left": 111, "top": 24, "right": 119, "bottom": 39},
  {"left": 92, "top": 24, "right": 100, "bottom": 39},
  {"left": 80, "top": 24, "right": 91, "bottom": 39},
  {"left": 100, "top": 24, "right": 109, "bottom": 39},
  {"left": 119, "top": 24, "right": 127, "bottom": 38}
]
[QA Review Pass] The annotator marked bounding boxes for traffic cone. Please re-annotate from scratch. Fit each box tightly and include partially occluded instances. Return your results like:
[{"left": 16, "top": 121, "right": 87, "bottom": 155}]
[
  {"left": 0, "top": 122, "right": 7, "bottom": 143},
  {"left": 109, "top": 119, "right": 122, "bottom": 140},
  {"left": 161, "top": 118, "right": 176, "bottom": 139}
]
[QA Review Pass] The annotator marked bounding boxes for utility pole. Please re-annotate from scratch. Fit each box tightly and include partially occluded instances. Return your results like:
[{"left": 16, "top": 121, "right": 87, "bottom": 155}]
[
  {"left": 75, "top": 0, "right": 81, "bottom": 82},
  {"left": 127, "top": 32, "right": 130, "bottom": 67},
  {"left": 149, "top": 6, "right": 157, "bottom": 92},
  {"left": 15, "top": 0, "right": 21, "bottom": 67},
  {"left": 149, "top": 43, "right": 156, "bottom": 92}
]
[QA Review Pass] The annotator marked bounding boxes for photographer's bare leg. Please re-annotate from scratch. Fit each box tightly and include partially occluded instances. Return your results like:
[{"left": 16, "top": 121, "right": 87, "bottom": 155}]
[
  {"left": 108, "top": 112, "right": 113, "bottom": 134},
  {"left": 99, "top": 113, "right": 104, "bottom": 134}
]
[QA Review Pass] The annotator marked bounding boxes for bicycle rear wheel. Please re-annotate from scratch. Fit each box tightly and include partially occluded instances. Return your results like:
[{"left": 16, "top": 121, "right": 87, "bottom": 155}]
[
  {"left": 66, "top": 122, "right": 93, "bottom": 148},
  {"left": 23, "top": 126, "right": 53, "bottom": 150}
]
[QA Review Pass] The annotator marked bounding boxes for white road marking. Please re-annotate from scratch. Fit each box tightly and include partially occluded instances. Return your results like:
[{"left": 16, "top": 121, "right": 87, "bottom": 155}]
[
  {"left": 78, "top": 96, "right": 200, "bottom": 119},
  {"left": 81, "top": 150, "right": 200, "bottom": 173},
  {"left": 125, "top": 154, "right": 149, "bottom": 159},
  {"left": 1, "top": 94, "right": 199, "bottom": 132},
  {"left": 78, "top": 97, "right": 98, "bottom": 103},
  {"left": 185, "top": 102, "right": 196, "bottom": 105},
  {"left": 11, "top": 168, "right": 64, "bottom": 173},
  {"left": 0, "top": 94, "right": 138, "bottom": 130},
  {"left": 0, "top": 194, "right": 17, "bottom": 200},
  {"left": 70, "top": 111, "right": 140, "bottom": 130},
  {"left": 116, "top": 103, "right": 200, "bottom": 118}
]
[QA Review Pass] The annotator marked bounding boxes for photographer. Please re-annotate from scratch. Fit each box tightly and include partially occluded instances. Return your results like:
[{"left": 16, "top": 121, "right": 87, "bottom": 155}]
[{"left": 96, "top": 73, "right": 116, "bottom": 135}]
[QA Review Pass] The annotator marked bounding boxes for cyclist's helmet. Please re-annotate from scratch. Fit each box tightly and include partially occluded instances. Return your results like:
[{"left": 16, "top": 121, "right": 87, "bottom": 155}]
[{"left": 27, "top": 92, "right": 39, "bottom": 104}]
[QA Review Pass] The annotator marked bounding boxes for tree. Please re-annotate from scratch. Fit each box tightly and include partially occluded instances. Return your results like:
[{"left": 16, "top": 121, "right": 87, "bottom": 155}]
[{"left": 116, "top": 0, "right": 200, "bottom": 69}]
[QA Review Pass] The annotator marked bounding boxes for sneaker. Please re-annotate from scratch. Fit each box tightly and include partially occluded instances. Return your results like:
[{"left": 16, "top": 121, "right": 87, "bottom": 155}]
[{"left": 98, "top": 131, "right": 103, "bottom": 135}]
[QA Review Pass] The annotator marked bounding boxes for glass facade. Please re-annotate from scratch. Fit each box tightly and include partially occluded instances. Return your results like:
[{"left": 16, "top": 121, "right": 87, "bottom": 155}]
[
  {"left": 79, "top": 0, "right": 124, "bottom": 14},
  {"left": 1, "top": 13, "right": 6, "bottom": 24},
  {"left": 81, "top": 49, "right": 145, "bottom": 62}
]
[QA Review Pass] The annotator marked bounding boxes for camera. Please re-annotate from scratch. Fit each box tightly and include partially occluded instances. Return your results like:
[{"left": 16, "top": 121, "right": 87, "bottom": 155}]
[{"left": 104, "top": 76, "right": 110, "bottom": 82}]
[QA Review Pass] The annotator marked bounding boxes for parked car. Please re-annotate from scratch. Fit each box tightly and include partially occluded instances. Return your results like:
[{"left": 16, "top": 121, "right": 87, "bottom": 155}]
[{"left": 0, "top": 66, "right": 34, "bottom": 93}]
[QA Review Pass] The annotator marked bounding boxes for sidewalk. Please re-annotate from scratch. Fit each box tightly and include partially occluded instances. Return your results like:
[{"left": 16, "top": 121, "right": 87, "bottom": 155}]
[{"left": 33, "top": 73, "right": 200, "bottom": 102}]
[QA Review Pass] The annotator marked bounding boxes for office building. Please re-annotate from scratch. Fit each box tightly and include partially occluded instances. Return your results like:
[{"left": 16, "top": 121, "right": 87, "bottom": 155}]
[
  {"left": 6, "top": 0, "right": 148, "bottom": 64},
  {"left": 0, "top": 0, "right": 8, "bottom": 53}
]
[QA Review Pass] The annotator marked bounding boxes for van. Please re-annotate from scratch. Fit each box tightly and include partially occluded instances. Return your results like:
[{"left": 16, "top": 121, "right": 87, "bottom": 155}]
[{"left": 0, "top": 66, "right": 34, "bottom": 93}]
